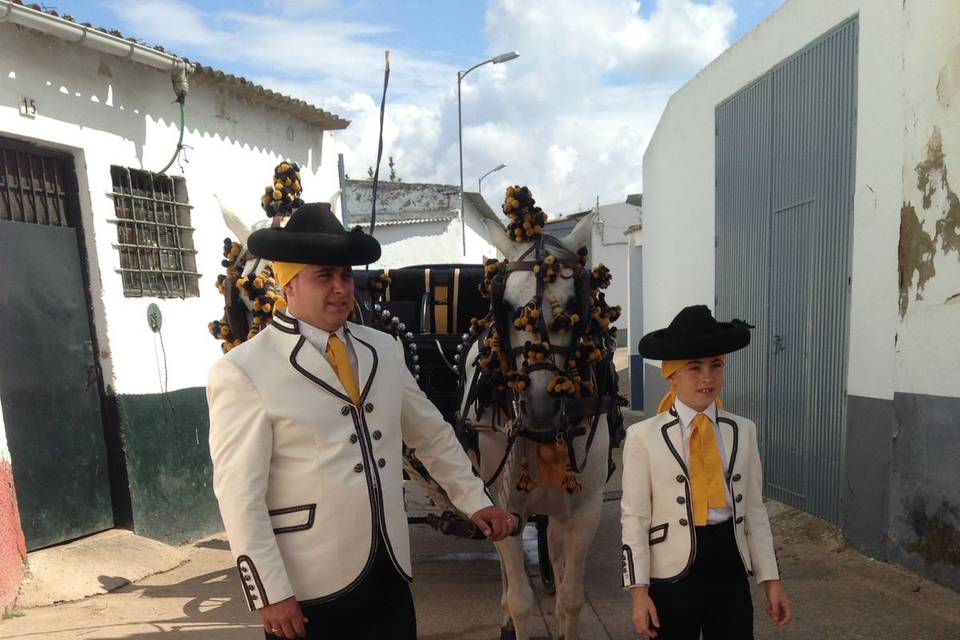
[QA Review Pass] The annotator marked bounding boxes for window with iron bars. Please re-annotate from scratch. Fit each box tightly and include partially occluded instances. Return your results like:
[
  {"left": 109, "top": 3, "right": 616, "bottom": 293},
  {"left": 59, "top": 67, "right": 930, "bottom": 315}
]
[
  {"left": 108, "top": 167, "right": 200, "bottom": 298},
  {"left": 0, "top": 142, "right": 74, "bottom": 227}
]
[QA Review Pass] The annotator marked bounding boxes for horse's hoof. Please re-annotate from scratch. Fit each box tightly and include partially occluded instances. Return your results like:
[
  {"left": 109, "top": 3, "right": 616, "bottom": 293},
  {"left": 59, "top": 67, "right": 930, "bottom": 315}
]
[{"left": 499, "top": 627, "right": 517, "bottom": 640}]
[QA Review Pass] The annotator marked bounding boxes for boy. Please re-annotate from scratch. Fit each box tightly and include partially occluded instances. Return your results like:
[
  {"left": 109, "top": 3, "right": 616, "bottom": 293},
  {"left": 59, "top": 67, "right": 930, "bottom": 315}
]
[{"left": 621, "top": 305, "right": 792, "bottom": 638}]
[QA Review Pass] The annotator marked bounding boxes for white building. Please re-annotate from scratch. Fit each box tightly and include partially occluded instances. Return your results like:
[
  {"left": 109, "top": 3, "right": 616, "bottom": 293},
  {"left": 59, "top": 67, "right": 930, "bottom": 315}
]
[
  {"left": 624, "top": 222, "right": 643, "bottom": 410},
  {"left": 343, "top": 179, "right": 501, "bottom": 267},
  {"left": 545, "top": 195, "right": 642, "bottom": 347},
  {"left": 639, "top": 0, "right": 959, "bottom": 590},
  {"left": 0, "top": 1, "right": 347, "bottom": 607}
]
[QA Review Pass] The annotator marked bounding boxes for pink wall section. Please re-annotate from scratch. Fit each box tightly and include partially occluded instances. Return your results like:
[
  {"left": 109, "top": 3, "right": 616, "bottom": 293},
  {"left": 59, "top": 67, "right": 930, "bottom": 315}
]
[{"left": 0, "top": 461, "right": 26, "bottom": 609}]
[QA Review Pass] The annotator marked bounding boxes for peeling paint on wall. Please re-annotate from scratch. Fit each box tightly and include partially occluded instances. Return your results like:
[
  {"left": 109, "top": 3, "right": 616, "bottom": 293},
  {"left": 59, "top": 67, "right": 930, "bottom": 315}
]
[
  {"left": 898, "top": 127, "right": 960, "bottom": 316},
  {"left": 898, "top": 203, "right": 936, "bottom": 316},
  {"left": 935, "top": 189, "right": 960, "bottom": 257},
  {"left": 905, "top": 495, "right": 960, "bottom": 568}
]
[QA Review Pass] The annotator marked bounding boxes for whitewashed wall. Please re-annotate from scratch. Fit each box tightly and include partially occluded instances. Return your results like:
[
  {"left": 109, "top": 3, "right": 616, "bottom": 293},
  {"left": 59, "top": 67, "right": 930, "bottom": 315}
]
[
  {"left": 0, "top": 24, "right": 342, "bottom": 395},
  {"left": 594, "top": 201, "right": 639, "bottom": 324},
  {"left": 367, "top": 219, "right": 460, "bottom": 268},
  {"left": 360, "top": 209, "right": 497, "bottom": 269},
  {"left": 641, "top": 0, "right": 960, "bottom": 401}
]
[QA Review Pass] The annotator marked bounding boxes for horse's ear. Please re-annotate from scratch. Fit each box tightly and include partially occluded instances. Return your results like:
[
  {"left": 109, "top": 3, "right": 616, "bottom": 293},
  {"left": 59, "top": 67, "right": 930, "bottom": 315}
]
[
  {"left": 216, "top": 194, "right": 254, "bottom": 246},
  {"left": 328, "top": 188, "right": 342, "bottom": 220},
  {"left": 561, "top": 211, "right": 596, "bottom": 254},
  {"left": 482, "top": 217, "right": 517, "bottom": 261}
]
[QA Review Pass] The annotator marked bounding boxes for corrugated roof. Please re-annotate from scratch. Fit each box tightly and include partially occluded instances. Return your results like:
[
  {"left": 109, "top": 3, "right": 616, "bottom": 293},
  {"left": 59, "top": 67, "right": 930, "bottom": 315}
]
[
  {"left": 351, "top": 214, "right": 457, "bottom": 227},
  {"left": 2, "top": 0, "right": 349, "bottom": 130},
  {"left": 545, "top": 209, "right": 591, "bottom": 226}
]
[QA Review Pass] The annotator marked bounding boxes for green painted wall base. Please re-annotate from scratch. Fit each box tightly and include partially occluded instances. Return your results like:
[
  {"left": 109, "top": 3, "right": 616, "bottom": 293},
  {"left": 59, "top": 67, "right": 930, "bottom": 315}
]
[{"left": 116, "top": 388, "right": 222, "bottom": 544}]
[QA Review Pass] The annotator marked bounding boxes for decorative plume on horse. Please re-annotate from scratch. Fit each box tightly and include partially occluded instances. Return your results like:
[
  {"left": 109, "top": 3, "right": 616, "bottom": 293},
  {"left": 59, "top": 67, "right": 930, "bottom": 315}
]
[
  {"left": 458, "top": 185, "right": 626, "bottom": 640},
  {"left": 207, "top": 161, "right": 302, "bottom": 352}
]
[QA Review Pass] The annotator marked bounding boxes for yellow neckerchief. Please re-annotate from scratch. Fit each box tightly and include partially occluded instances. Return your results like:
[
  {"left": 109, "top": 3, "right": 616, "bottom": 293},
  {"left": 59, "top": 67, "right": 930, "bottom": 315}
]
[{"left": 657, "top": 356, "right": 726, "bottom": 414}]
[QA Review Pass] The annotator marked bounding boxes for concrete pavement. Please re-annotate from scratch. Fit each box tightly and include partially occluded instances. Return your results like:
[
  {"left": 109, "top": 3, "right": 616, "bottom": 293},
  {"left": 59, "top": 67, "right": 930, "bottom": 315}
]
[{"left": 3, "top": 471, "right": 960, "bottom": 639}]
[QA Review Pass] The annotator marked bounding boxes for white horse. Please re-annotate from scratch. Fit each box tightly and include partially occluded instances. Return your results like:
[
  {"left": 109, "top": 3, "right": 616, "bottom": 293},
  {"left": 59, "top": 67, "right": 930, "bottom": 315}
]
[{"left": 463, "top": 212, "right": 613, "bottom": 640}]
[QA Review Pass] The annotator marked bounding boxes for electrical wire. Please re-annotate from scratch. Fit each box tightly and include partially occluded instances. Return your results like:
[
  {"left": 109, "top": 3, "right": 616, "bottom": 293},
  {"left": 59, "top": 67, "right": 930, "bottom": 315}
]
[{"left": 157, "top": 99, "right": 186, "bottom": 176}]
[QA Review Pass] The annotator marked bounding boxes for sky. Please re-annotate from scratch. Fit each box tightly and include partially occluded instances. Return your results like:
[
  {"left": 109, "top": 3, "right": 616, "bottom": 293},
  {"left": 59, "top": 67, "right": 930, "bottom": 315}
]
[{"left": 46, "top": 0, "right": 784, "bottom": 215}]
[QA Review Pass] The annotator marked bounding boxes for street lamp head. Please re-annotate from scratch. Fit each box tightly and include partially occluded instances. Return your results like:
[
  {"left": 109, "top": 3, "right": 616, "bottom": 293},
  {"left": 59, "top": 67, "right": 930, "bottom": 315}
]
[
  {"left": 494, "top": 163, "right": 507, "bottom": 171},
  {"left": 492, "top": 51, "right": 520, "bottom": 64}
]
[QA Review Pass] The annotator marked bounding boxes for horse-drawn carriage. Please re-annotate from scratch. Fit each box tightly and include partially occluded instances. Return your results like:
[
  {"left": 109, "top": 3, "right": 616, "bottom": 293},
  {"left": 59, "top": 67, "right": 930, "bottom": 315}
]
[{"left": 211, "top": 166, "right": 627, "bottom": 639}]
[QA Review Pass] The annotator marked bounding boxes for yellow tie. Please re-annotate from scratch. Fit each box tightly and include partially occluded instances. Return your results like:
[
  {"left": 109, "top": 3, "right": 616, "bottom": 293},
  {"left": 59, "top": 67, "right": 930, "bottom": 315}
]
[
  {"left": 326, "top": 334, "right": 361, "bottom": 405},
  {"left": 689, "top": 414, "right": 728, "bottom": 526}
]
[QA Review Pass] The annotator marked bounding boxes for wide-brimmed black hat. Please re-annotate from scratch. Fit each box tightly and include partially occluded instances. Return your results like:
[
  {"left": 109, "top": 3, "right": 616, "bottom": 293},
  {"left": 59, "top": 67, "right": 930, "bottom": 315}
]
[
  {"left": 247, "top": 202, "right": 381, "bottom": 265},
  {"left": 638, "top": 305, "right": 751, "bottom": 360}
]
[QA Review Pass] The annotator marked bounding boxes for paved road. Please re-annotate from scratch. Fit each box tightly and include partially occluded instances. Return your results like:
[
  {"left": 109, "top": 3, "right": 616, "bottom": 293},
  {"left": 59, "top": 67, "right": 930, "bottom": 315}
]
[{"left": 3, "top": 470, "right": 960, "bottom": 639}]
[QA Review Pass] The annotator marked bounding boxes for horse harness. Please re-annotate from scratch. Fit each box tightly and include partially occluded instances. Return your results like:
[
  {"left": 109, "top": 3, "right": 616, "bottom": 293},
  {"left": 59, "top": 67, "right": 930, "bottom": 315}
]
[{"left": 455, "top": 235, "right": 624, "bottom": 490}]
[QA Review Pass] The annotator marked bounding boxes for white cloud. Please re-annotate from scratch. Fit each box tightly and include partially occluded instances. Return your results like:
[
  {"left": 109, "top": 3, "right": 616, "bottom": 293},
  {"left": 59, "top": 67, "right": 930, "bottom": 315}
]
[{"left": 106, "top": 0, "right": 737, "bottom": 215}]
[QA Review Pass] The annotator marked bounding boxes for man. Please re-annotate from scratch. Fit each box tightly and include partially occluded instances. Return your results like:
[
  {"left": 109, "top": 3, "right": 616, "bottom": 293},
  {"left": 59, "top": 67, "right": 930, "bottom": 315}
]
[{"left": 207, "top": 202, "right": 515, "bottom": 639}]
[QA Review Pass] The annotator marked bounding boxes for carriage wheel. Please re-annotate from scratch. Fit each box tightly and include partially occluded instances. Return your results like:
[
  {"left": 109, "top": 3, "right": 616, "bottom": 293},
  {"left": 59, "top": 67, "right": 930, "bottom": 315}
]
[{"left": 535, "top": 516, "right": 555, "bottom": 594}]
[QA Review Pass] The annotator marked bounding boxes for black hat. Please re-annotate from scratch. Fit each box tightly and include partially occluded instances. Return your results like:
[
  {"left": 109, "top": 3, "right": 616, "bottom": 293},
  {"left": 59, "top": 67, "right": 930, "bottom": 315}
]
[
  {"left": 247, "top": 202, "right": 381, "bottom": 266},
  {"left": 638, "top": 305, "right": 751, "bottom": 360}
]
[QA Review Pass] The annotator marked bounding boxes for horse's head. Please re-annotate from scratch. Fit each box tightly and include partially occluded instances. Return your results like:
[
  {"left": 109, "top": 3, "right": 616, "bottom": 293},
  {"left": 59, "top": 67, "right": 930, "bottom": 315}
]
[{"left": 482, "top": 211, "right": 596, "bottom": 433}]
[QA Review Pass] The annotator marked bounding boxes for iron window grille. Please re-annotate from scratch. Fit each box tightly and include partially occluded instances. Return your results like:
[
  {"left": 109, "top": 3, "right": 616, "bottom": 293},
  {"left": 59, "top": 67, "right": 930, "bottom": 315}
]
[
  {"left": 0, "top": 143, "right": 73, "bottom": 226},
  {"left": 108, "top": 167, "right": 200, "bottom": 298}
]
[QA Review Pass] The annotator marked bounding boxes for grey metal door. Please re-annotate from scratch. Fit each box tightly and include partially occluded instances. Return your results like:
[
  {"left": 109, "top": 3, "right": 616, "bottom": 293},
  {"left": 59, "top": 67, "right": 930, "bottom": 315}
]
[
  {"left": 715, "top": 18, "right": 857, "bottom": 523},
  {"left": 0, "top": 141, "right": 114, "bottom": 549},
  {"left": 765, "top": 204, "right": 814, "bottom": 505}
]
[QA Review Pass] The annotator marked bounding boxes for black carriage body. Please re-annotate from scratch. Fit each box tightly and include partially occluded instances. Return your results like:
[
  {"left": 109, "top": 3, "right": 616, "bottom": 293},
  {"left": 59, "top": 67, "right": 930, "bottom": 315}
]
[{"left": 354, "top": 264, "right": 485, "bottom": 426}]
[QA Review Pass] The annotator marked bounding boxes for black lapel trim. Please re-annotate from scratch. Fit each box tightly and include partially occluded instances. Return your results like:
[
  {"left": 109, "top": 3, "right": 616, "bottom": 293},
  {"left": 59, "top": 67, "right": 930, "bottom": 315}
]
[
  {"left": 346, "top": 330, "right": 380, "bottom": 405},
  {"left": 358, "top": 410, "right": 413, "bottom": 582},
  {"left": 289, "top": 336, "right": 353, "bottom": 404},
  {"left": 237, "top": 555, "right": 269, "bottom": 609},
  {"left": 268, "top": 503, "right": 317, "bottom": 534},
  {"left": 299, "top": 407, "right": 380, "bottom": 606},
  {"left": 657, "top": 416, "right": 697, "bottom": 584},
  {"left": 660, "top": 416, "right": 687, "bottom": 476},
  {"left": 718, "top": 416, "right": 739, "bottom": 478},
  {"left": 621, "top": 544, "right": 636, "bottom": 587},
  {"left": 271, "top": 311, "right": 300, "bottom": 334}
]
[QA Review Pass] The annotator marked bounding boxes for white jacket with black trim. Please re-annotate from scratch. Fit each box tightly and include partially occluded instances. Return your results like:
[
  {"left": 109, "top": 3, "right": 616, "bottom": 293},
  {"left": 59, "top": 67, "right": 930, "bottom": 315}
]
[
  {"left": 620, "top": 407, "right": 780, "bottom": 588},
  {"left": 207, "top": 314, "right": 493, "bottom": 610}
]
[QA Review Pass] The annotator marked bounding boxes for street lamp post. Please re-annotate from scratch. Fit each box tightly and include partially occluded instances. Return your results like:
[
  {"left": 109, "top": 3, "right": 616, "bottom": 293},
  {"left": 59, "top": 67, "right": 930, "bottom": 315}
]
[
  {"left": 458, "top": 51, "right": 519, "bottom": 256},
  {"left": 478, "top": 163, "right": 507, "bottom": 194}
]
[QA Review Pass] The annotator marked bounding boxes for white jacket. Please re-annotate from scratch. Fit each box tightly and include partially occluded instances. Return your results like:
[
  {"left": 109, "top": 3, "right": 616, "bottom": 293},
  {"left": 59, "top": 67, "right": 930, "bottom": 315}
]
[
  {"left": 207, "top": 313, "right": 493, "bottom": 610},
  {"left": 620, "top": 407, "right": 780, "bottom": 587}
]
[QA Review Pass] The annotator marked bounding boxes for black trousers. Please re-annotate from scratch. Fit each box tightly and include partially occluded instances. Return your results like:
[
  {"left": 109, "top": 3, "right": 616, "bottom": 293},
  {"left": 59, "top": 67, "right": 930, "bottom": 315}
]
[
  {"left": 265, "top": 537, "right": 416, "bottom": 640},
  {"left": 648, "top": 520, "right": 754, "bottom": 640}
]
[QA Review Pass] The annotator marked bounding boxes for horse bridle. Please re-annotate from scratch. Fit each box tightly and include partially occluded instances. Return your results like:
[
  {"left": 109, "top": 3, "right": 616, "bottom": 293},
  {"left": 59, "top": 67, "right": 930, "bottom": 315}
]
[{"left": 458, "top": 235, "right": 621, "bottom": 487}]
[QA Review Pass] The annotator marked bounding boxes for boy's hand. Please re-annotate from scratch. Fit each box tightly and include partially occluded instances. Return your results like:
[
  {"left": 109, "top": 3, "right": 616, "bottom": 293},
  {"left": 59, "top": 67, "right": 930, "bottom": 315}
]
[
  {"left": 630, "top": 586, "right": 660, "bottom": 638},
  {"left": 763, "top": 580, "right": 793, "bottom": 627}
]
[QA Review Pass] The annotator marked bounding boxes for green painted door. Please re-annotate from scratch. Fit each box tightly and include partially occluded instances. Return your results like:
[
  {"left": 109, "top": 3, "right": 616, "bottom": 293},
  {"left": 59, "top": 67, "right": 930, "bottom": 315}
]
[{"left": 0, "top": 220, "right": 114, "bottom": 549}]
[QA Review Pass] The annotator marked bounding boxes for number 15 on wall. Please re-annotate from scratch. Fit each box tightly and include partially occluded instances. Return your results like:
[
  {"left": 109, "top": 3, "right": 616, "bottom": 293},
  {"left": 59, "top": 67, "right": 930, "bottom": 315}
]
[{"left": 19, "top": 96, "right": 37, "bottom": 118}]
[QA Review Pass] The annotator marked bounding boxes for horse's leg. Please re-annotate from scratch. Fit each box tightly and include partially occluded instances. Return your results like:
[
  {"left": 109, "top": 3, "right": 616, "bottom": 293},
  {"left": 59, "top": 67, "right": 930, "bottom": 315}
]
[
  {"left": 547, "top": 517, "right": 567, "bottom": 629},
  {"left": 554, "top": 497, "right": 602, "bottom": 640},
  {"left": 499, "top": 554, "right": 512, "bottom": 633},
  {"left": 495, "top": 535, "right": 536, "bottom": 640}
]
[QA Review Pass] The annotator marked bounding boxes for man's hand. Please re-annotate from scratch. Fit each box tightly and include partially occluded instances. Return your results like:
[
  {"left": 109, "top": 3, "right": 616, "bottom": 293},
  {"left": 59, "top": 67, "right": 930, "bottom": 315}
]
[
  {"left": 763, "top": 580, "right": 793, "bottom": 627},
  {"left": 259, "top": 596, "right": 308, "bottom": 639},
  {"left": 471, "top": 507, "right": 517, "bottom": 542},
  {"left": 630, "top": 586, "right": 660, "bottom": 638}
]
